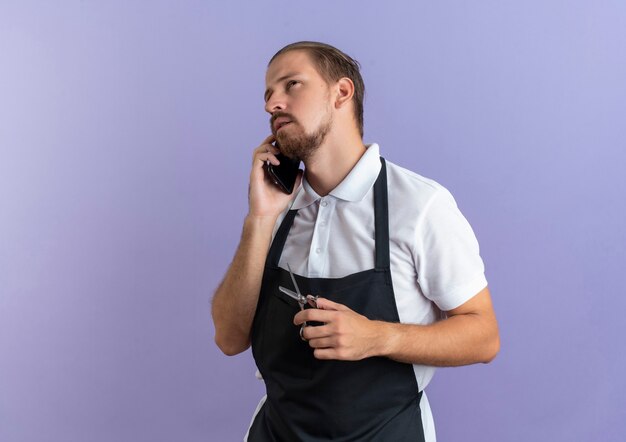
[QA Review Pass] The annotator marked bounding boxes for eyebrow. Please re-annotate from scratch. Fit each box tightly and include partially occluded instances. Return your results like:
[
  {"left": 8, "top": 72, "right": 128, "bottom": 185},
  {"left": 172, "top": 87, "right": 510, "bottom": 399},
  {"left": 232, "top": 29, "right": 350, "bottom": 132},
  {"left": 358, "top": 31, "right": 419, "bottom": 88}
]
[{"left": 264, "top": 72, "right": 301, "bottom": 102}]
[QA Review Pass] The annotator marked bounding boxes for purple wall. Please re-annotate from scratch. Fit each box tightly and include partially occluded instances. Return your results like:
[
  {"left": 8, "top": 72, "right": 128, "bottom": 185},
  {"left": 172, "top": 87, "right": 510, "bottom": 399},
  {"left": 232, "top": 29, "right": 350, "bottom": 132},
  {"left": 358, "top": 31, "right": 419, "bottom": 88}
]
[{"left": 1, "top": 1, "right": 625, "bottom": 441}]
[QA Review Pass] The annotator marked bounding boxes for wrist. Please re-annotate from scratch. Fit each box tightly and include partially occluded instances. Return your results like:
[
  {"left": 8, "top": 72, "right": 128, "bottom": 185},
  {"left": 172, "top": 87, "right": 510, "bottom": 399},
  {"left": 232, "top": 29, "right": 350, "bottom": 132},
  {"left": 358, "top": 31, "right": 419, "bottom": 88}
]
[
  {"left": 370, "top": 321, "right": 398, "bottom": 358},
  {"left": 241, "top": 214, "right": 278, "bottom": 242},
  {"left": 244, "top": 213, "right": 279, "bottom": 228}
]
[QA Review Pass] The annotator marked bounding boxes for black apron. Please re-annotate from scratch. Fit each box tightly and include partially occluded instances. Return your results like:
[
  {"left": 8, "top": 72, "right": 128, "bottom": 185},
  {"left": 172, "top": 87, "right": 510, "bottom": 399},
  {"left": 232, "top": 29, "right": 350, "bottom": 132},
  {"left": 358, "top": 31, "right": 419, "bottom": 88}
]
[{"left": 249, "top": 158, "right": 425, "bottom": 441}]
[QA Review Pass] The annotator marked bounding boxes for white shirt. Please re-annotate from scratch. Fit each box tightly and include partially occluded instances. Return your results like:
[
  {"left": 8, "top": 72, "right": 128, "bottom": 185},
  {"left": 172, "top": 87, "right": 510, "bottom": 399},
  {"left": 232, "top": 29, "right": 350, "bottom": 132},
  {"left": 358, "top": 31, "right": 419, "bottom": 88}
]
[{"left": 248, "top": 143, "right": 488, "bottom": 442}]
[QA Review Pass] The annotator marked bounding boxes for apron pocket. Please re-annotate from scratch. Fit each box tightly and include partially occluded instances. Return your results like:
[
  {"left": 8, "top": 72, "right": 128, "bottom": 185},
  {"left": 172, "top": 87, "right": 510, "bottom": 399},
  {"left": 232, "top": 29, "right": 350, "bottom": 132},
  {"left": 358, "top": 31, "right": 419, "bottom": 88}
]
[{"left": 260, "top": 291, "right": 318, "bottom": 380}]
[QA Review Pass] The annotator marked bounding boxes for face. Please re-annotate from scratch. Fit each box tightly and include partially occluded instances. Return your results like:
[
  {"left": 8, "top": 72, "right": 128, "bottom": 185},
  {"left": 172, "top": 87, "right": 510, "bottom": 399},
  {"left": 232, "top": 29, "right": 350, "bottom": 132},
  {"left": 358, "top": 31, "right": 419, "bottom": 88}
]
[{"left": 264, "top": 50, "right": 334, "bottom": 161}]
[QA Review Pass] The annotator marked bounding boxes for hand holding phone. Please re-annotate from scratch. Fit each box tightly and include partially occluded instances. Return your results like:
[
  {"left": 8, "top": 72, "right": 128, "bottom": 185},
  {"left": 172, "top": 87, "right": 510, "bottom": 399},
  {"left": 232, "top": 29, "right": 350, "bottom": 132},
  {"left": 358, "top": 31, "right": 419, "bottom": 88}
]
[{"left": 263, "top": 142, "right": 301, "bottom": 194}]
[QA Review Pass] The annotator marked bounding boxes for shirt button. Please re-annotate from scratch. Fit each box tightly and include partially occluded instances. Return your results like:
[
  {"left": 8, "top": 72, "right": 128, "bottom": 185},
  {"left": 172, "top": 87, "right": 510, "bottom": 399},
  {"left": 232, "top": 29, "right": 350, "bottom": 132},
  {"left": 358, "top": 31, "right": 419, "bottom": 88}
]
[
  {"left": 315, "top": 248, "right": 321, "bottom": 254},
  {"left": 321, "top": 200, "right": 328, "bottom": 207},
  {"left": 320, "top": 220, "right": 326, "bottom": 226}
]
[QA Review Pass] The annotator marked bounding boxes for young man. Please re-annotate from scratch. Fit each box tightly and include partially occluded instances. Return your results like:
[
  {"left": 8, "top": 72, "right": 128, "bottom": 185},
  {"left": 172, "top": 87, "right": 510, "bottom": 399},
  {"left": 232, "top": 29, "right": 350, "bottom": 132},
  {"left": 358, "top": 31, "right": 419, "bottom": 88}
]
[{"left": 212, "top": 41, "right": 500, "bottom": 441}]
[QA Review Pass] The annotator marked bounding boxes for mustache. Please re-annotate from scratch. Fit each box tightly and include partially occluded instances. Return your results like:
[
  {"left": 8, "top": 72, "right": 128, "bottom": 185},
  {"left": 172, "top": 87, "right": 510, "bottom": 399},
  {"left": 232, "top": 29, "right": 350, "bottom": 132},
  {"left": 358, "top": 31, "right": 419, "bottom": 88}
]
[{"left": 270, "top": 113, "right": 296, "bottom": 127}]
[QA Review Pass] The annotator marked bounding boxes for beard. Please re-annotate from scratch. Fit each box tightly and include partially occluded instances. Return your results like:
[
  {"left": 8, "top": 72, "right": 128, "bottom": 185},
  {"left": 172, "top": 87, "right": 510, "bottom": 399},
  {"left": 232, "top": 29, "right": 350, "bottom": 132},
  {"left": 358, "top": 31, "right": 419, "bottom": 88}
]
[{"left": 275, "top": 112, "right": 332, "bottom": 162}]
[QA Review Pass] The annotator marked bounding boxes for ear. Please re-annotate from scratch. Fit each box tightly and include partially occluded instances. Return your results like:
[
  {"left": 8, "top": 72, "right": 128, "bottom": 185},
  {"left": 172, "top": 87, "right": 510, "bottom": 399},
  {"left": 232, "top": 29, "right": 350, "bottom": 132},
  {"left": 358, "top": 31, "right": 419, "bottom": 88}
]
[{"left": 334, "top": 77, "right": 355, "bottom": 109}]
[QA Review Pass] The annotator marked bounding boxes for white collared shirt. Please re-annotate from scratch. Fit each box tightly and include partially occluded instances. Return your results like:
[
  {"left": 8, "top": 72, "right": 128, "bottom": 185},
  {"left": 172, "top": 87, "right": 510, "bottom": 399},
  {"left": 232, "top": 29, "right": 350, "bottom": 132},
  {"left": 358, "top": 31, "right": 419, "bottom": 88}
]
[{"left": 251, "top": 143, "right": 488, "bottom": 442}]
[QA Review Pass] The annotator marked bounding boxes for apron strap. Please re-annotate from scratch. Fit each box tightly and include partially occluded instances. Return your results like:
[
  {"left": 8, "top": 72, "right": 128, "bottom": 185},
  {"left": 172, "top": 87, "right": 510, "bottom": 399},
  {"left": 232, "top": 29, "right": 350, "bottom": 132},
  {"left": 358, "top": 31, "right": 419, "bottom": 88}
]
[
  {"left": 374, "top": 157, "right": 390, "bottom": 271},
  {"left": 266, "top": 157, "right": 391, "bottom": 271},
  {"left": 266, "top": 209, "right": 298, "bottom": 268}
]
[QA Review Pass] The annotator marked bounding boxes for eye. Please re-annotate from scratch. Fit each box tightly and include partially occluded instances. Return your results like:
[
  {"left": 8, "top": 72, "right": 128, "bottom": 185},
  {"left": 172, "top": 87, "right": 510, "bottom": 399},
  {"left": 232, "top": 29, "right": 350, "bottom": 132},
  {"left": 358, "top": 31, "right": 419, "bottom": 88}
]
[{"left": 286, "top": 80, "right": 298, "bottom": 90}]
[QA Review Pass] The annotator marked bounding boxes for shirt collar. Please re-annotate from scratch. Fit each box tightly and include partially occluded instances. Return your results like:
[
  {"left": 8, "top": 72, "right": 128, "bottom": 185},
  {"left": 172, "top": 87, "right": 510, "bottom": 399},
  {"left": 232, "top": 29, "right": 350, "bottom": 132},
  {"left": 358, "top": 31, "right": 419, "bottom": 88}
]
[{"left": 291, "top": 143, "right": 381, "bottom": 210}]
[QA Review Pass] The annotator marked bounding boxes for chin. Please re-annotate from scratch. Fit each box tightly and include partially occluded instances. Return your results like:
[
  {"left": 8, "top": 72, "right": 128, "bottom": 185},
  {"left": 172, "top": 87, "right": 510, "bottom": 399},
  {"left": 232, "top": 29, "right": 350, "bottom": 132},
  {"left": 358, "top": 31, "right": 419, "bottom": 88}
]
[
  {"left": 277, "top": 143, "right": 299, "bottom": 160},
  {"left": 276, "top": 134, "right": 299, "bottom": 155},
  {"left": 276, "top": 120, "right": 329, "bottom": 162}
]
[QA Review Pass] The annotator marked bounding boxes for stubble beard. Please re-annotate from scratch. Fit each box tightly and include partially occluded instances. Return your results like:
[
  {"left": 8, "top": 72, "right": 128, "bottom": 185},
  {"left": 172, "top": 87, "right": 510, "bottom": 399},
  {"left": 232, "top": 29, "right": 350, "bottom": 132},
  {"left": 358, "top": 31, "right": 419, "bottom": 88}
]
[{"left": 276, "top": 112, "right": 332, "bottom": 162}]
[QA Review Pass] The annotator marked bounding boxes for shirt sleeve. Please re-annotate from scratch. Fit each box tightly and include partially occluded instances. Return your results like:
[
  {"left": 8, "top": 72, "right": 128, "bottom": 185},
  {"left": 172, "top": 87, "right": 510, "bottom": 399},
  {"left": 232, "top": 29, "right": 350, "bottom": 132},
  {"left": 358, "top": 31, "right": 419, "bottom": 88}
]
[{"left": 414, "top": 187, "right": 488, "bottom": 311}]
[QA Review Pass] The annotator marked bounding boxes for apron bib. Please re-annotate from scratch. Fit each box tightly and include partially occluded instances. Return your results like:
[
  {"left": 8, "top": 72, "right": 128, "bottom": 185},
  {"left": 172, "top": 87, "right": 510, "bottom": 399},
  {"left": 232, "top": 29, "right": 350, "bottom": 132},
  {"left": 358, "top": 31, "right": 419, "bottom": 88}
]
[{"left": 249, "top": 158, "right": 425, "bottom": 441}]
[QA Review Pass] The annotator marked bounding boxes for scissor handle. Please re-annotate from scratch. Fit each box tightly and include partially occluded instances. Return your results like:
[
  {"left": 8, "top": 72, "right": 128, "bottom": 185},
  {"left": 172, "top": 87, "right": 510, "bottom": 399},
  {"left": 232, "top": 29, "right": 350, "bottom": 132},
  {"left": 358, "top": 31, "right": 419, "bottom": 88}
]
[{"left": 305, "top": 295, "right": 318, "bottom": 308}]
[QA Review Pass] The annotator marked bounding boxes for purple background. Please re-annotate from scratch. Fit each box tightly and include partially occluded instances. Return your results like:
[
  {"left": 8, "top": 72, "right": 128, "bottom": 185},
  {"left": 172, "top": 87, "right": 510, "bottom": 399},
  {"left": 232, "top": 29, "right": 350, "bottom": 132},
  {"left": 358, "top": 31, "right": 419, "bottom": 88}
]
[{"left": 1, "top": 1, "right": 625, "bottom": 441}]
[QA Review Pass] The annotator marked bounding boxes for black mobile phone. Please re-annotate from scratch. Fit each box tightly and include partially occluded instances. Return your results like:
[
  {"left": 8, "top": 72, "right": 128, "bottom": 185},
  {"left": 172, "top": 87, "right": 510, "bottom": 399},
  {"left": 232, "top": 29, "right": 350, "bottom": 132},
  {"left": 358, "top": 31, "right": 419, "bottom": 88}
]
[{"left": 264, "top": 143, "right": 301, "bottom": 194}]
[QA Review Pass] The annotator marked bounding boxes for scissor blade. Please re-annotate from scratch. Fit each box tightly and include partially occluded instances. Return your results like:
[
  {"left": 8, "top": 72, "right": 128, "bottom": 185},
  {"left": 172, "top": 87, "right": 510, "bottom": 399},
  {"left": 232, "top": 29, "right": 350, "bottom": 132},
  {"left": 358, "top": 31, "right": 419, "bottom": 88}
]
[
  {"left": 287, "top": 263, "right": 302, "bottom": 297},
  {"left": 279, "top": 286, "right": 302, "bottom": 302}
]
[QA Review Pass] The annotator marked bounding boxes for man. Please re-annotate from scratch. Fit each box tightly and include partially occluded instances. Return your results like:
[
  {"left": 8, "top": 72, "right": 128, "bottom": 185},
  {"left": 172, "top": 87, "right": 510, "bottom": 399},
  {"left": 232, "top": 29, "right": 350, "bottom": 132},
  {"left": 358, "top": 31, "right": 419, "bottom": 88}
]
[{"left": 212, "top": 41, "right": 499, "bottom": 441}]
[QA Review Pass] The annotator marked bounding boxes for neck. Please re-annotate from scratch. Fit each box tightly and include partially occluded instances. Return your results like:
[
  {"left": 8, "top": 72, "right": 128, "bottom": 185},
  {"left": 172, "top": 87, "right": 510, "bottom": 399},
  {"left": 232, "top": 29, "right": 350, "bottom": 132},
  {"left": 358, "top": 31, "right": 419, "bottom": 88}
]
[{"left": 303, "top": 129, "right": 366, "bottom": 196}]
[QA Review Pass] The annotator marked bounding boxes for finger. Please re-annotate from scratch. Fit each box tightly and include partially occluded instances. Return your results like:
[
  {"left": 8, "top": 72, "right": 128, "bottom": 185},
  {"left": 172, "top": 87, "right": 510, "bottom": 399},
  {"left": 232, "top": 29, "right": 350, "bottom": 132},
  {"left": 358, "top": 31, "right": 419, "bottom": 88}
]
[
  {"left": 314, "top": 297, "right": 351, "bottom": 311},
  {"left": 256, "top": 142, "right": 279, "bottom": 156},
  {"left": 267, "top": 144, "right": 281, "bottom": 155},
  {"left": 300, "top": 323, "right": 333, "bottom": 340},
  {"left": 253, "top": 136, "right": 277, "bottom": 156},
  {"left": 253, "top": 151, "right": 280, "bottom": 166},
  {"left": 307, "top": 337, "right": 336, "bottom": 349},
  {"left": 313, "top": 348, "right": 341, "bottom": 360},
  {"left": 294, "top": 308, "right": 335, "bottom": 325}
]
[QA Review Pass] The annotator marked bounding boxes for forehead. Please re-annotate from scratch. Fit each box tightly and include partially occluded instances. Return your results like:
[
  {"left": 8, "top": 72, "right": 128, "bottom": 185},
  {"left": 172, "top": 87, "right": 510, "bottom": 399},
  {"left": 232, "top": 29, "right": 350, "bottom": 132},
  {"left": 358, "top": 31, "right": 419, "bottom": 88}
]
[{"left": 265, "top": 50, "right": 321, "bottom": 86}]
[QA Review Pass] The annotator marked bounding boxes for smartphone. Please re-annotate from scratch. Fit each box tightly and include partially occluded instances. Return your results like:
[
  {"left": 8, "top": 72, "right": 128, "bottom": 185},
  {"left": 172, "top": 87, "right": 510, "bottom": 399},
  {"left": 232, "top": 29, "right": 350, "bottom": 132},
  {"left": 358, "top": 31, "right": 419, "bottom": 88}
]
[{"left": 264, "top": 142, "right": 301, "bottom": 194}]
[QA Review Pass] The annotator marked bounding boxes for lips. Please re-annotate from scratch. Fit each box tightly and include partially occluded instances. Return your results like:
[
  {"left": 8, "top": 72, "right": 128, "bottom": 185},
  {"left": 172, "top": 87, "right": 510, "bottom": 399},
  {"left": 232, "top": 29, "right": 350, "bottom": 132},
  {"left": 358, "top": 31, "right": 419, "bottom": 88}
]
[{"left": 273, "top": 117, "right": 292, "bottom": 132}]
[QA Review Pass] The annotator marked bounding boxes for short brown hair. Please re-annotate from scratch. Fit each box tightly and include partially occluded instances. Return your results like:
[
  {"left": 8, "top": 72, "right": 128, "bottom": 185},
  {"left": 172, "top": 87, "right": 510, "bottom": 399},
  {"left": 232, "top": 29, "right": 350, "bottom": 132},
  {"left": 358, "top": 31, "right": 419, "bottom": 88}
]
[{"left": 268, "top": 41, "right": 365, "bottom": 138}]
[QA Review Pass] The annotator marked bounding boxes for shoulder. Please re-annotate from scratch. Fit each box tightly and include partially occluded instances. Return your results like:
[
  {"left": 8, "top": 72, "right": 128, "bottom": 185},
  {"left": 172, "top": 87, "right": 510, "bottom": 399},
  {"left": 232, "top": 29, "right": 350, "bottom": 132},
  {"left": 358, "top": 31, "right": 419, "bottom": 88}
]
[{"left": 384, "top": 159, "right": 457, "bottom": 215}]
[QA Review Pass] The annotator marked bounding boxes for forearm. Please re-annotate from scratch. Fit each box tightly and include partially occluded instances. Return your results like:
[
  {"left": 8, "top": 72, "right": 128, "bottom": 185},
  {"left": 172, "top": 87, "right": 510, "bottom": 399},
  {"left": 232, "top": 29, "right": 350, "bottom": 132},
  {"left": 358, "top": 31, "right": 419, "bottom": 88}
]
[
  {"left": 211, "top": 215, "right": 277, "bottom": 355},
  {"left": 374, "top": 312, "right": 500, "bottom": 367}
]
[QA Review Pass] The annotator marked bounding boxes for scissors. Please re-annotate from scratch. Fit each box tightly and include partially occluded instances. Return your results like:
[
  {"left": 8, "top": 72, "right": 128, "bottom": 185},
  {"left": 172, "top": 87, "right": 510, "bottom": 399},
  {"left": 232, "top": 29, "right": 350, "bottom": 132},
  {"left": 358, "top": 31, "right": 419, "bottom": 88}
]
[{"left": 279, "top": 263, "right": 319, "bottom": 341}]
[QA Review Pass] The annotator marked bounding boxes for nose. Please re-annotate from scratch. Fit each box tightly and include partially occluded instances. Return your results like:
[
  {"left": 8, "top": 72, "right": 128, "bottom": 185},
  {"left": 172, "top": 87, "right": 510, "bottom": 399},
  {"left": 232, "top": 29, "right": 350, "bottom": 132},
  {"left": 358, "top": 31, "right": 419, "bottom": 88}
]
[{"left": 264, "top": 92, "right": 286, "bottom": 114}]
